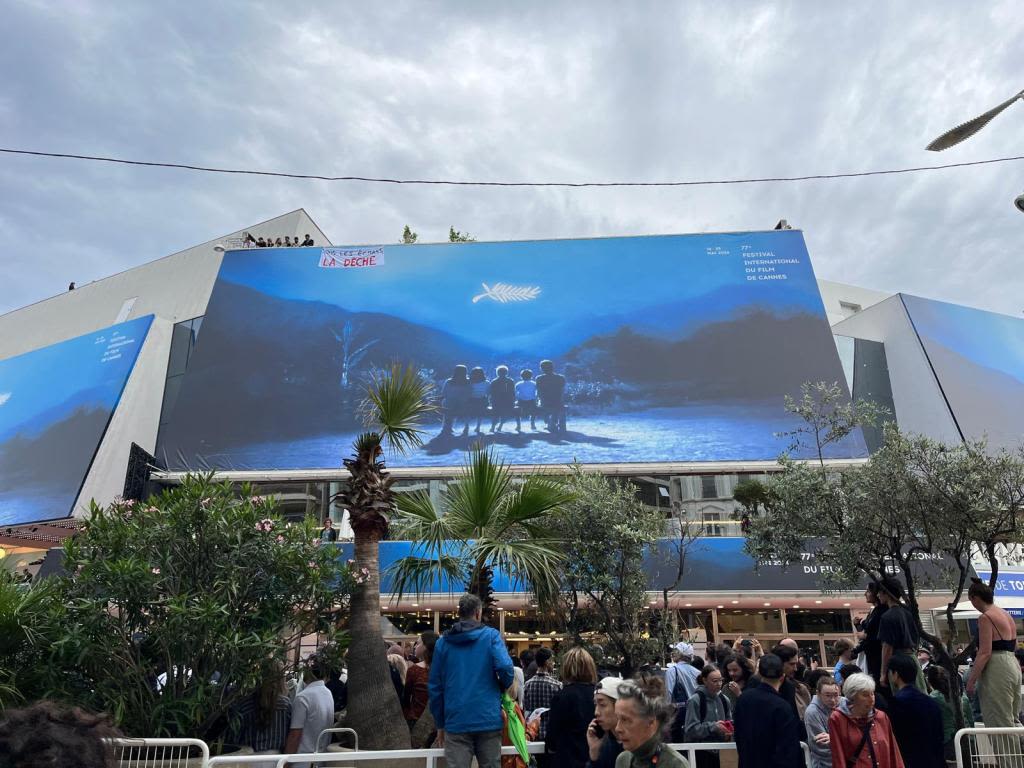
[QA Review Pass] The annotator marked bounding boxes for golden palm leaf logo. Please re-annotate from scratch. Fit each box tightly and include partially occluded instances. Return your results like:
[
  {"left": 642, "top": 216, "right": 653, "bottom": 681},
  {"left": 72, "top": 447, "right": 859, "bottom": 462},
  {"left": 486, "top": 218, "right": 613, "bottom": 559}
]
[{"left": 472, "top": 282, "right": 541, "bottom": 304}]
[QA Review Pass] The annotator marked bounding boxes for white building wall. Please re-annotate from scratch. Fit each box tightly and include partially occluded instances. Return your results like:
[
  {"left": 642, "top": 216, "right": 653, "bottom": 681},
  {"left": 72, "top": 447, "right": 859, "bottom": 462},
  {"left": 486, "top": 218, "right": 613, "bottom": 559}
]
[
  {"left": 0, "top": 209, "right": 332, "bottom": 516},
  {"left": 73, "top": 317, "right": 173, "bottom": 513},
  {"left": 832, "top": 294, "right": 961, "bottom": 444},
  {"left": 816, "top": 279, "right": 892, "bottom": 327}
]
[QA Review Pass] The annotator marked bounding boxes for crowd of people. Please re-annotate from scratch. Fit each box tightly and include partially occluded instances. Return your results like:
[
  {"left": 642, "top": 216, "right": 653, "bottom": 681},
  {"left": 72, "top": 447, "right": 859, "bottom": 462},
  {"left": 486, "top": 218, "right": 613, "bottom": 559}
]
[
  {"left": 416, "top": 579, "right": 1024, "bottom": 768},
  {"left": 242, "top": 233, "right": 316, "bottom": 248},
  {"left": 3, "top": 577, "right": 1023, "bottom": 767}
]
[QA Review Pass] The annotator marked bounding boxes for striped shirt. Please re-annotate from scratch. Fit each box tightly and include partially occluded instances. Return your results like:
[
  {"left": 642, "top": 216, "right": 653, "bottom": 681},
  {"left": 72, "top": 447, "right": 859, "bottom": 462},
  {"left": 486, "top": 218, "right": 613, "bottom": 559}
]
[{"left": 226, "top": 693, "right": 292, "bottom": 752}]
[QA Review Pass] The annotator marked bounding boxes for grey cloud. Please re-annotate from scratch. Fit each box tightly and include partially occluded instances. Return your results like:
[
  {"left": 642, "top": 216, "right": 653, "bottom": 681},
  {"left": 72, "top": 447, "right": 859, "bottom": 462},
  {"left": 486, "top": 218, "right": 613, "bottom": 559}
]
[{"left": 1, "top": 0, "right": 1022, "bottom": 317}]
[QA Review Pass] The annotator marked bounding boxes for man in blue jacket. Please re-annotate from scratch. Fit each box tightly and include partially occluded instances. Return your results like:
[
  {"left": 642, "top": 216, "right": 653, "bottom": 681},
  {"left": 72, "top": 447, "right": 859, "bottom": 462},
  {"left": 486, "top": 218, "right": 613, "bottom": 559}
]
[{"left": 429, "top": 593, "right": 515, "bottom": 768}]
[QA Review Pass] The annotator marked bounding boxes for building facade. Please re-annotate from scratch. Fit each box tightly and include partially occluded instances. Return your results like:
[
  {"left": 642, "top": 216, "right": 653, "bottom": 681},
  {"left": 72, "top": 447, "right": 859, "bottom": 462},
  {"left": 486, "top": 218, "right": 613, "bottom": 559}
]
[{"left": 3, "top": 212, "right": 1020, "bottom": 656}]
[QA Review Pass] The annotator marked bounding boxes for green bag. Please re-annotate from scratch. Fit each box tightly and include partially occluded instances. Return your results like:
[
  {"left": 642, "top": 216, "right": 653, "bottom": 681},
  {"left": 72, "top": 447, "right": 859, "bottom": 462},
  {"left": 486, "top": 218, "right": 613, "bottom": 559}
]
[{"left": 502, "top": 692, "right": 531, "bottom": 763}]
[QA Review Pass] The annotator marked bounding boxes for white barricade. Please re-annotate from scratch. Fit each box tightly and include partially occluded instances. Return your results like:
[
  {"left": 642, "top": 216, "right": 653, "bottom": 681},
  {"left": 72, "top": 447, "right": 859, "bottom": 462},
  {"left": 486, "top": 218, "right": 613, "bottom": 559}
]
[
  {"left": 115, "top": 737, "right": 815, "bottom": 768},
  {"left": 955, "top": 726, "right": 1024, "bottom": 767},
  {"left": 665, "top": 741, "right": 811, "bottom": 767},
  {"left": 111, "top": 738, "right": 210, "bottom": 768},
  {"left": 316, "top": 727, "right": 359, "bottom": 752},
  {"left": 208, "top": 743, "right": 545, "bottom": 768}
]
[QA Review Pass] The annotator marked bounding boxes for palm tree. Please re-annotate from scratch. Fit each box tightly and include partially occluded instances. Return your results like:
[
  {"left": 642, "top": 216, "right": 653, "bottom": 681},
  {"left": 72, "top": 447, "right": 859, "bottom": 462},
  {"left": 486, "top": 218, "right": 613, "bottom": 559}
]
[
  {"left": 389, "top": 447, "right": 573, "bottom": 619},
  {"left": 335, "top": 363, "right": 435, "bottom": 750}
]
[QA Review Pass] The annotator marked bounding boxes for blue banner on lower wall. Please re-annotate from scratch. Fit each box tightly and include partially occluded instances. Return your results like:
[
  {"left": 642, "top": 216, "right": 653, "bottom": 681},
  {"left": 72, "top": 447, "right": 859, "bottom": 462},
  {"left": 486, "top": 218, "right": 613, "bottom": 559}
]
[
  {"left": 0, "top": 316, "right": 153, "bottom": 525},
  {"left": 337, "top": 537, "right": 920, "bottom": 595}
]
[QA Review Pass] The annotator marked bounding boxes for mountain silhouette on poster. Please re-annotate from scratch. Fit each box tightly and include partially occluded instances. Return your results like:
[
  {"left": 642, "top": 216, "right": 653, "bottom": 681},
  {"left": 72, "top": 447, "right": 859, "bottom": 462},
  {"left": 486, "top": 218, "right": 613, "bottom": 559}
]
[{"left": 160, "top": 279, "right": 840, "bottom": 463}]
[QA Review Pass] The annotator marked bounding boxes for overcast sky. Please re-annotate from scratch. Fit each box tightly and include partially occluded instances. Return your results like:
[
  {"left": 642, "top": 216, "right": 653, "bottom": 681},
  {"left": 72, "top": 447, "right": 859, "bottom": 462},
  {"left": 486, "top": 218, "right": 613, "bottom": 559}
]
[{"left": 2, "top": 1, "right": 1022, "bottom": 317}]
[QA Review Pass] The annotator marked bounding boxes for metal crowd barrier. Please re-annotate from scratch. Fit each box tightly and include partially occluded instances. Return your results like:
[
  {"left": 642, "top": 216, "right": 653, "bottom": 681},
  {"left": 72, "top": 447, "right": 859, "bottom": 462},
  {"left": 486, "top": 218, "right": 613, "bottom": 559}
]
[
  {"left": 115, "top": 737, "right": 813, "bottom": 768},
  {"left": 665, "top": 741, "right": 811, "bottom": 767},
  {"left": 111, "top": 738, "right": 210, "bottom": 767},
  {"left": 316, "top": 728, "right": 359, "bottom": 752},
  {"left": 207, "top": 743, "right": 546, "bottom": 768},
  {"left": 955, "top": 726, "right": 1024, "bottom": 767}
]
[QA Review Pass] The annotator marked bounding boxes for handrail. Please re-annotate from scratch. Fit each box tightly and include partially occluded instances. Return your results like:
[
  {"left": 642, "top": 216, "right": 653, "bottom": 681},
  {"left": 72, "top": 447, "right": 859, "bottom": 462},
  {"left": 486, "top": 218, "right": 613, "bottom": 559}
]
[
  {"left": 315, "top": 727, "right": 358, "bottom": 752},
  {"left": 114, "top": 736, "right": 814, "bottom": 767},
  {"left": 207, "top": 744, "right": 545, "bottom": 768}
]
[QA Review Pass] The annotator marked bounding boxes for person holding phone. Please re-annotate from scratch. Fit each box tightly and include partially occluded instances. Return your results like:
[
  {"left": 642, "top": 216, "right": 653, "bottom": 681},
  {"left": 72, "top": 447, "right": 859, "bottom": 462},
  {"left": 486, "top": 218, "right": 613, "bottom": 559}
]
[
  {"left": 586, "top": 677, "right": 624, "bottom": 768},
  {"left": 681, "top": 664, "right": 732, "bottom": 768}
]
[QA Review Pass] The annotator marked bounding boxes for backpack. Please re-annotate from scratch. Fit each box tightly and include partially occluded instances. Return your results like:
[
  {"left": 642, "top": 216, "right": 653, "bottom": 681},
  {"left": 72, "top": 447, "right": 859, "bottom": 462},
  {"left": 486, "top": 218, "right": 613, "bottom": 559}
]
[
  {"left": 671, "top": 666, "right": 689, "bottom": 705},
  {"left": 669, "top": 689, "right": 730, "bottom": 743},
  {"left": 696, "top": 689, "right": 730, "bottom": 721}
]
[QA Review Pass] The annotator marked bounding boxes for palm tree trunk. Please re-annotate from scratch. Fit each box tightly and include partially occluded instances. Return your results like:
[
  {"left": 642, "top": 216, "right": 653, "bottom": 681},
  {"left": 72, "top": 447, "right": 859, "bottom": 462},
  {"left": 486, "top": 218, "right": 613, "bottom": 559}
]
[
  {"left": 345, "top": 528, "right": 411, "bottom": 750},
  {"left": 467, "top": 557, "right": 496, "bottom": 622}
]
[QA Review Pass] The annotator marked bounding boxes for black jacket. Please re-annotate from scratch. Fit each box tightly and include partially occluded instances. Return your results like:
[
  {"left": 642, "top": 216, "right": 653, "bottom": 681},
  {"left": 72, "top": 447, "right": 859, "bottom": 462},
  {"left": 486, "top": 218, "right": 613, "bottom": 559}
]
[
  {"left": 547, "top": 682, "right": 596, "bottom": 768},
  {"left": 887, "top": 685, "right": 945, "bottom": 768},
  {"left": 852, "top": 604, "right": 887, "bottom": 679},
  {"left": 748, "top": 675, "right": 806, "bottom": 740},
  {"left": 733, "top": 682, "right": 803, "bottom": 768},
  {"left": 585, "top": 733, "right": 623, "bottom": 768}
]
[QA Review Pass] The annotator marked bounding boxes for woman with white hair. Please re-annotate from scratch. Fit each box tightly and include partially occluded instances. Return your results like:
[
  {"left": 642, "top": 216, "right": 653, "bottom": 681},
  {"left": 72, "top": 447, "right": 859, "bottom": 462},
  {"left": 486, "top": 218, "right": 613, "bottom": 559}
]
[
  {"left": 828, "top": 673, "right": 904, "bottom": 768},
  {"left": 613, "top": 677, "right": 689, "bottom": 767}
]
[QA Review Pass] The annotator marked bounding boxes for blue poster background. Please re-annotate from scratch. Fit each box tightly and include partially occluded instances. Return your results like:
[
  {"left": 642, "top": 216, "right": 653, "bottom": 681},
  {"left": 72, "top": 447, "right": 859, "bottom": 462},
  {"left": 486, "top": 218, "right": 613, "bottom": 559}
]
[
  {"left": 159, "top": 232, "right": 865, "bottom": 470},
  {"left": 0, "top": 316, "right": 153, "bottom": 524}
]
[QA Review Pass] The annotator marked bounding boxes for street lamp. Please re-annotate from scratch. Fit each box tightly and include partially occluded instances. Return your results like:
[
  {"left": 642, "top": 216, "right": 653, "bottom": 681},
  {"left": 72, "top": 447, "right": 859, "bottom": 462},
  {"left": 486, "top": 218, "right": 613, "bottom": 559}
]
[
  {"left": 926, "top": 88, "right": 1024, "bottom": 213},
  {"left": 926, "top": 88, "right": 1024, "bottom": 151}
]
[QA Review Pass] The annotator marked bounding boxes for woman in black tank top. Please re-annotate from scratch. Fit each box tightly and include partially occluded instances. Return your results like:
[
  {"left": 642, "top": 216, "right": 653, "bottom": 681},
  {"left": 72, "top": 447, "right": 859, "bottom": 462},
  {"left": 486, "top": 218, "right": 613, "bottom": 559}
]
[{"left": 966, "top": 578, "right": 1021, "bottom": 741}]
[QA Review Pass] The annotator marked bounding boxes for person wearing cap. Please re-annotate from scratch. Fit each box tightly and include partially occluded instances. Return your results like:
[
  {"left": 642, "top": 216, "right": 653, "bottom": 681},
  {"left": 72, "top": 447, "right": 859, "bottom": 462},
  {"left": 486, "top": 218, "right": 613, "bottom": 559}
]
[
  {"left": 665, "top": 642, "right": 701, "bottom": 708},
  {"left": 733, "top": 654, "right": 803, "bottom": 768},
  {"left": 586, "top": 677, "right": 625, "bottom": 768},
  {"left": 876, "top": 576, "right": 927, "bottom": 694}
]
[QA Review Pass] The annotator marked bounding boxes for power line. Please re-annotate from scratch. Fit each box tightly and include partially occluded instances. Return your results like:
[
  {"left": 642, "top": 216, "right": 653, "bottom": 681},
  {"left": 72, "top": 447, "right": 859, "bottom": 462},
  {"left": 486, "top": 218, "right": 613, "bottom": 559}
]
[{"left": 1, "top": 146, "right": 1023, "bottom": 188}]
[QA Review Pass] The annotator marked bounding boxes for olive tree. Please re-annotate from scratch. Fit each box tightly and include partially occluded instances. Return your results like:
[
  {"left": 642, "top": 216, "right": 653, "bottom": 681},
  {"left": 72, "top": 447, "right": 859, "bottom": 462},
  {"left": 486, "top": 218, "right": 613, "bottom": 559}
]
[{"left": 747, "top": 424, "right": 1024, "bottom": 729}]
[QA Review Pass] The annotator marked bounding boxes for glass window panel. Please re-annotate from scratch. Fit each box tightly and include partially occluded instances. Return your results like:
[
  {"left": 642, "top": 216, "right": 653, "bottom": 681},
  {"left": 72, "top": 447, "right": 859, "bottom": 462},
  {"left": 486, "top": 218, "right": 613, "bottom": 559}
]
[
  {"left": 160, "top": 374, "right": 184, "bottom": 426},
  {"left": 784, "top": 610, "right": 853, "bottom": 634},
  {"left": 716, "top": 609, "right": 783, "bottom": 634},
  {"left": 166, "top": 322, "right": 193, "bottom": 377},
  {"left": 701, "top": 476, "right": 718, "bottom": 499}
]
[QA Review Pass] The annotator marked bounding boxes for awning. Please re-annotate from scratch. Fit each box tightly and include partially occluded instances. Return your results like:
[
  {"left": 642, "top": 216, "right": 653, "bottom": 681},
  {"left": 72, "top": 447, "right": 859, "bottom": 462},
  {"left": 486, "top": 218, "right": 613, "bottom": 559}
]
[{"left": 948, "top": 597, "right": 1024, "bottom": 620}]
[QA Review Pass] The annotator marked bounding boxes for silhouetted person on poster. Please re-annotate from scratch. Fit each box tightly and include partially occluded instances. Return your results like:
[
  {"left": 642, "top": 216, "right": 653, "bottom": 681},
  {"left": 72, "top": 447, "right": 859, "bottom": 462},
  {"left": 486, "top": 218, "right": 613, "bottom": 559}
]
[
  {"left": 441, "top": 365, "right": 471, "bottom": 436},
  {"left": 488, "top": 366, "right": 515, "bottom": 433},
  {"left": 468, "top": 367, "right": 490, "bottom": 435},
  {"left": 515, "top": 369, "right": 538, "bottom": 432},
  {"left": 535, "top": 360, "right": 566, "bottom": 433}
]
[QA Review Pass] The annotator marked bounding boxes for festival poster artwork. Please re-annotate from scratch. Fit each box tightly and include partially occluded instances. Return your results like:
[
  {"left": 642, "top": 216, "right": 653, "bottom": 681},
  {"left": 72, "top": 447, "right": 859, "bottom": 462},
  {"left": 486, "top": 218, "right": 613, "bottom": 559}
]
[
  {"left": 158, "top": 232, "right": 866, "bottom": 470},
  {"left": 0, "top": 316, "right": 153, "bottom": 524}
]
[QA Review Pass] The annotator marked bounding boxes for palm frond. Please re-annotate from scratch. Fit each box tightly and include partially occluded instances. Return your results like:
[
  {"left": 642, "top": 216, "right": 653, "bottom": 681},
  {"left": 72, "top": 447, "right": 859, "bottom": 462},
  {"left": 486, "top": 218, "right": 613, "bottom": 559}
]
[
  {"left": 393, "top": 489, "right": 456, "bottom": 549},
  {"left": 443, "top": 448, "right": 513, "bottom": 535},
  {"left": 362, "top": 363, "right": 437, "bottom": 456},
  {"left": 495, "top": 476, "right": 574, "bottom": 539},
  {"left": 470, "top": 537, "right": 564, "bottom": 609},
  {"left": 386, "top": 554, "right": 468, "bottom": 605}
]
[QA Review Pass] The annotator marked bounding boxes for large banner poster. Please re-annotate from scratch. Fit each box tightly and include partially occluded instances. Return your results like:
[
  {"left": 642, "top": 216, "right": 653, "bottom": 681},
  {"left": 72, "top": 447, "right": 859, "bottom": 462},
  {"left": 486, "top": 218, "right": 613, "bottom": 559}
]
[
  {"left": 0, "top": 316, "right": 153, "bottom": 524},
  {"left": 159, "top": 232, "right": 865, "bottom": 470},
  {"left": 903, "top": 294, "right": 1024, "bottom": 451}
]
